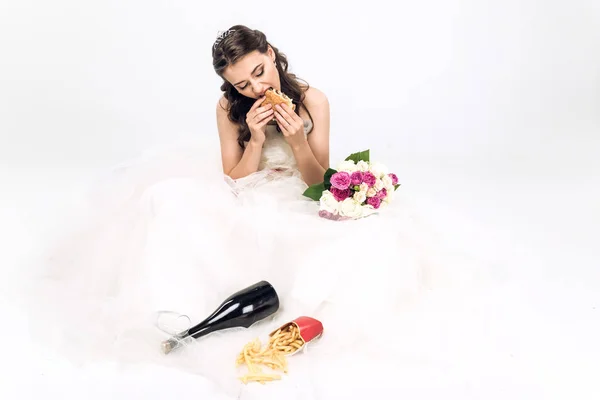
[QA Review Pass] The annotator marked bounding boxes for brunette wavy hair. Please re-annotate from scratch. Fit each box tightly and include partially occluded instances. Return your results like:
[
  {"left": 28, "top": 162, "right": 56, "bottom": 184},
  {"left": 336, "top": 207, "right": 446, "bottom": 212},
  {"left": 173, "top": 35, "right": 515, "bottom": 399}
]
[{"left": 212, "top": 25, "right": 312, "bottom": 149}]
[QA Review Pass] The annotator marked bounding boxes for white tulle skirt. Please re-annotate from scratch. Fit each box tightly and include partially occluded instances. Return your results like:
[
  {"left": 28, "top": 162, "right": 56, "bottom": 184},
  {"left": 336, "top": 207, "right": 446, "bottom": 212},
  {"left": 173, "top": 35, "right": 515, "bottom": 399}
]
[{"left": 25, "top": 138, "right": 498, "bottom": 398}]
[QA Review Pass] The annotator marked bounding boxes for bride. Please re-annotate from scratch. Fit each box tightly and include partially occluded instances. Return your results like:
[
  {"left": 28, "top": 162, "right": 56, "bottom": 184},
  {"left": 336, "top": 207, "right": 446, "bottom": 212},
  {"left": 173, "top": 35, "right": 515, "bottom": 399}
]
[{"left": 28, "top": 24, "right": 489, "bottom": 397}]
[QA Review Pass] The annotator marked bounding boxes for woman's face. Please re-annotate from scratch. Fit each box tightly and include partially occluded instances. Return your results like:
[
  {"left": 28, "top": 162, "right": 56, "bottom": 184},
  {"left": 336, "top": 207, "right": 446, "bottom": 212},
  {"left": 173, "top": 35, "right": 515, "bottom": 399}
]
[{"left": 223, "top": 47, "right": 280, "bottom": 100}]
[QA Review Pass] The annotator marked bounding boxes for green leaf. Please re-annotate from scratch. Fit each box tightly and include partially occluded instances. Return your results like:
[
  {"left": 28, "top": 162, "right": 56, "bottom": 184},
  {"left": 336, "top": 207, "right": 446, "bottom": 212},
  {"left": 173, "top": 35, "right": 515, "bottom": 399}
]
[
  {"left": 394, "top": 184, "right": 401, "bottom": 191},
  {"left": 323, "top": 168, "right": 337, "bottom": 190},
  {"left": 345, "top": 149, "right": 370, "bottom": 163},
  {"left": 303, "top": 182, "right": 326, "bottom": 201}
]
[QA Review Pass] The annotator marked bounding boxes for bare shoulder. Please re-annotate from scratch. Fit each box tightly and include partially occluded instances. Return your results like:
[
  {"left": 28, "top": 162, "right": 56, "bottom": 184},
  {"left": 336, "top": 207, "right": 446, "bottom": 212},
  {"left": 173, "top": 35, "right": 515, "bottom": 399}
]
[
  {"left": 216, "top": 95, "right": 238, "bottom": 140},
  {"left": 300, "top": 85, "right": 330, "bottom": 122},
  {"left": 216, "top": 95, "right": 233, "bottom": 126},
  {"left": 303, "top": 86, "right": 329, "bottom": 108},
  {"left": 216, "top": 95, "right": 229, "bottom": 114}
]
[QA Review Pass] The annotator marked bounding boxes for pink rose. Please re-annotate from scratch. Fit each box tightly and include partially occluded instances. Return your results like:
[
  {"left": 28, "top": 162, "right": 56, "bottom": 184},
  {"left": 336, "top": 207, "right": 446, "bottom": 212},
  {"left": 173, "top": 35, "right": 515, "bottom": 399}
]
[
  {"left": 376, "top": 188, "right": 387, "bottom": 199},
  {"left": 388, "top": 173, "right": 398, "bottom": 186},
  {"left": 367, "top": 196, "right": 381, "bottom": 209},
  {"left": 331, "top": 187, "right": 351, "bottom": 201},
  {"left": 330, "top": 172, "right": 351, "bottom": 190},
  {"left": 362, "top": 172, "right": 376, "bottom": 187},
  {"left": 350, "top": 171, "right": 364, "bottom": 186}
]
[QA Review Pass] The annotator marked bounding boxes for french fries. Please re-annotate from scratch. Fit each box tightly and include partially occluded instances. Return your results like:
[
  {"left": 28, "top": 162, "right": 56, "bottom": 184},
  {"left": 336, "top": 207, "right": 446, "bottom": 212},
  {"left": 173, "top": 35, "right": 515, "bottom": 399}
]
[{"left": 236, "top": 323, "right": 304, "bottom": 384}]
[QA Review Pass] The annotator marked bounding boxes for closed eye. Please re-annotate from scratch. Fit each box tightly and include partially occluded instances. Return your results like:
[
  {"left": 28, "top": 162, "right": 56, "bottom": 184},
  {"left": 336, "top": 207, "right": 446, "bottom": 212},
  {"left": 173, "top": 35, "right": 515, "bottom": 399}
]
[{"left": 240, "top": 70, "right": 264, "bottom": 90}]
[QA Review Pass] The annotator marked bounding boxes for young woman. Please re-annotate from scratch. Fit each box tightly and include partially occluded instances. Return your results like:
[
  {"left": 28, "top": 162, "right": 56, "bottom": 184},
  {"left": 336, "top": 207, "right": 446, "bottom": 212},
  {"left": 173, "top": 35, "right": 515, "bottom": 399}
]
[{"left": 28, "top": 25, "right": 484, "bottom": 396}]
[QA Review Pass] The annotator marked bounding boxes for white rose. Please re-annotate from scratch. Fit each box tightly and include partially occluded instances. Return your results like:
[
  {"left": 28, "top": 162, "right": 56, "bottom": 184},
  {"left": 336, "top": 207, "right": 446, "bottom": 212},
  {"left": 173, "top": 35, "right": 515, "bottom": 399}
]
[
  {"left": 336, "top": 160, "right": 358, "bottom": 173},
  {"left": 369, "top": 162, "right": 389, "bottom": 178},
  {"left": 353, "top": 191, "right": 366, "bottom": 204},
  {"left": 356, "top": 160, "right": 369, "bottom": 172},
  {"left": 366, "top": 187, "right": 377, "bottom": 197},
  {"left": 319, "top": 190, "right": 341, "bottom": 214},
  {"left": 339, "top": 198, "right": 364, "bottom": 219},
  {"left": 381, "top": 174, "right": 393, "bottom": 188},
  {"left": 359, "top": 183, "right": 369, "bottom": 193},
  {"left": 374, "top": 178, "right": 384, "bottom": 191},
  {"left": 383, "top": 189, "right": 394, "bottom": 204}
]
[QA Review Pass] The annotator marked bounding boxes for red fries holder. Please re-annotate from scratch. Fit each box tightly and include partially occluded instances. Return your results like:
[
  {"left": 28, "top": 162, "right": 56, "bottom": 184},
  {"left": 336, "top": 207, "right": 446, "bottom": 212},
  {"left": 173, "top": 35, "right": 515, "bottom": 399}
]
[{"left": 269, "top": 316, "right": 324, "bottom": 355}]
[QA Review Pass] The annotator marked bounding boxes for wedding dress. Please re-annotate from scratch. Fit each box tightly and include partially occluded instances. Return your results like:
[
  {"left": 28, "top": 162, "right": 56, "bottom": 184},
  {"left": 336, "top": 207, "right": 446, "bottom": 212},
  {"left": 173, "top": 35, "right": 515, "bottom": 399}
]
[{"left": 27, "top": 118, "right": 491, "bottom": 398}]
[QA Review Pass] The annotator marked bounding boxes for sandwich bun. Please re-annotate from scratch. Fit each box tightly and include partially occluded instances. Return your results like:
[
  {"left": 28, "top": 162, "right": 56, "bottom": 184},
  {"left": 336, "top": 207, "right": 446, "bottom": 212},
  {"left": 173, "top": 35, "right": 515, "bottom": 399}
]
[{"left": 261, "top": 88, "right": 296, "bottom": 111}]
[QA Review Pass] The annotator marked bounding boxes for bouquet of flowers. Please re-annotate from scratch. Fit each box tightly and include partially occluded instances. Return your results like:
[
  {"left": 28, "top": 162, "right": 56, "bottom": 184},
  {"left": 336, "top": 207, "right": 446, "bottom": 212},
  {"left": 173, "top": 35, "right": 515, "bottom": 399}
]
[{"left": 303, "top": 150, "right": 400, "bottom": 220}]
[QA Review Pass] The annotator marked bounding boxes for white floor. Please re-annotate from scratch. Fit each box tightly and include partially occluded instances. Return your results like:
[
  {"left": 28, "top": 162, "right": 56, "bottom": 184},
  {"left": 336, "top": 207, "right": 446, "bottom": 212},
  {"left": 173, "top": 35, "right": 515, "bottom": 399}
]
[{"left": 2, "top": 146, "right": 599, "bottom": 399}]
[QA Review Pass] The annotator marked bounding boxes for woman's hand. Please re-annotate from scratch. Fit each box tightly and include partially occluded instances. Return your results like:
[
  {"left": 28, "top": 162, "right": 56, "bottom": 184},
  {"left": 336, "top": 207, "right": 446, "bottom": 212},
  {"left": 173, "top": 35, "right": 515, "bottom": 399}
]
[
  {"left": 246, "top": 96, "right": 274, "bottom": 146},
  {"left": 274, "top": 103, "right": 307, "bottom": 149}
]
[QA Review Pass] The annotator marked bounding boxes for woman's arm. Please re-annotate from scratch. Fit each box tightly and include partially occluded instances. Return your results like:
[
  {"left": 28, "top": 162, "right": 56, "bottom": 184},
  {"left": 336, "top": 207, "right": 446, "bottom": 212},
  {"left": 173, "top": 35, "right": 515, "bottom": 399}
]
[
  {"left": 216, "top": 96, "right": 262, "bottom": 179},
  {"left": 291, "top": 141, "right": 326, "bottom": 186},
  {"left": 292, "top": 88, "right": 331, "bottom": 186},
  {"left": 227, "top": 141, "right": 263, "bottom": 179}
]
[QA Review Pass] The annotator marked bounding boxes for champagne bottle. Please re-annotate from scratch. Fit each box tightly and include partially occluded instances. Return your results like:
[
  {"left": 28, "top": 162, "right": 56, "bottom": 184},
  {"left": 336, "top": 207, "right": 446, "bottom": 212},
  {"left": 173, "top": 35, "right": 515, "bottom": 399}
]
[{"left": 161, "top": 280, "right": 279, "bottom": 354}]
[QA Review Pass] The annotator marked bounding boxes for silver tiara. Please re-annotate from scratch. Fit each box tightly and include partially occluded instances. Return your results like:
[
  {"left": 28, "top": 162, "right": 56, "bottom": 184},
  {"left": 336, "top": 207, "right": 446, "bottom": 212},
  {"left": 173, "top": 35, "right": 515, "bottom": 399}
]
[{"left": 213, "top": 29, "right": 235, "bottom": 50}]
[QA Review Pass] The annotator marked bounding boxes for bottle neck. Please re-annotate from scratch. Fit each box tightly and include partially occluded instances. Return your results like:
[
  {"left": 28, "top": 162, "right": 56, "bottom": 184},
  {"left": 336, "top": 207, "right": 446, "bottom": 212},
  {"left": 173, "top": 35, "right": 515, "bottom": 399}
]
[{"left": 187, "top": 320, "right": 219, "bottom": 339}]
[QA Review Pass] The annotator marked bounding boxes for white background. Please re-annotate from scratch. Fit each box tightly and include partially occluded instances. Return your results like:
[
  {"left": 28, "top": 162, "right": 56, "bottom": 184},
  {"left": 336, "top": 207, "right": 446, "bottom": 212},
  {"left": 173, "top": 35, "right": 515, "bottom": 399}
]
[
  {"left": 1, "top": 0, "right": 599, "bottom": 398},
  {"left": 2, "top": 0, "right": 598, "bottom": 166}
]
